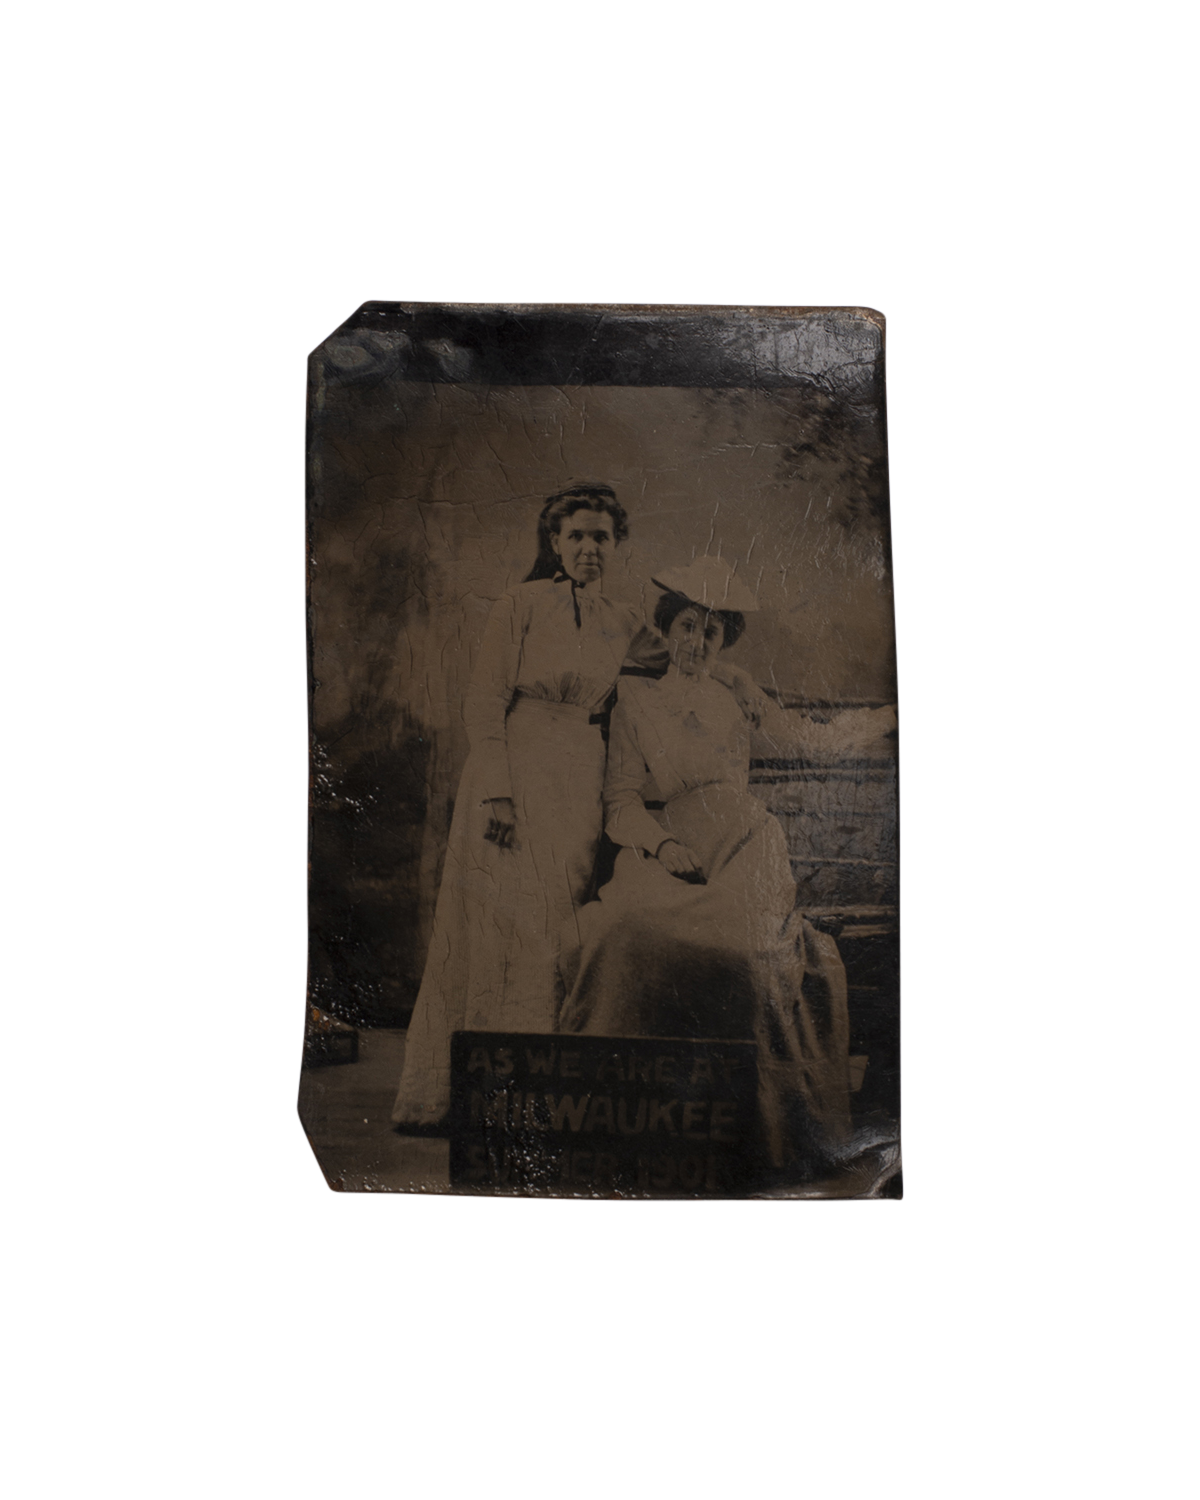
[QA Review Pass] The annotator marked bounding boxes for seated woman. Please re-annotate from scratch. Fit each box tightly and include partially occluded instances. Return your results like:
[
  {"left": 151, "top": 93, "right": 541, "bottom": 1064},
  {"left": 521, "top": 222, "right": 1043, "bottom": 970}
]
[{"left": 558, "top": 558, "right": 853, "bottom": 1175}]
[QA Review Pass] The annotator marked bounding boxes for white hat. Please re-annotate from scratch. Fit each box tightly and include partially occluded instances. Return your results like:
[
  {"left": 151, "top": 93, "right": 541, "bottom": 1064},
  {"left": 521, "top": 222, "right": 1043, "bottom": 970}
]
[{"left": 651, "top": 556, "right": 760, "bottom": 612}]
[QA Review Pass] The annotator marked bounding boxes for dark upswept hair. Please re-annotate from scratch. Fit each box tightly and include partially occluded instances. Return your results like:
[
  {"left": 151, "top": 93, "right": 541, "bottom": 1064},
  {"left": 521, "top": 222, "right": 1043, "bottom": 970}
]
[
  {"left": 653, "top": 590, "right": 746, "bottom": 651},
  {"left": 524, "top": 484, "right": 629, "bottom": 582}
]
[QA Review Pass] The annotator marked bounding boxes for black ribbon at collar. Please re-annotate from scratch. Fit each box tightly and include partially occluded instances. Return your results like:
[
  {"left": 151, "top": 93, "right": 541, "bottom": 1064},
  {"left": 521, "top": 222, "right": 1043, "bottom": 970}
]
[{"left": 553, "top": 569, "right": 582, "bottom": 628}]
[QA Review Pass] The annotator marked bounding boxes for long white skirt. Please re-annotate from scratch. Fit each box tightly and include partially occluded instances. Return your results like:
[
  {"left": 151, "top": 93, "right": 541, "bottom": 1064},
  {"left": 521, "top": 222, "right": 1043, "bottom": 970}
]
[
  {"left": 558, "top": 784, "right": 852, "bottom": 1163},
  {"left": 391, "top": 697, "right": 606, "bottom": 1125}
]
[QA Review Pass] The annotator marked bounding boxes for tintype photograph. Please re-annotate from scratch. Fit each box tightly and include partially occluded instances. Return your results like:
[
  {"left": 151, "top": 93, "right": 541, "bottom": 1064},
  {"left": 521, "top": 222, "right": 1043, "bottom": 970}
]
[{"left": 301, "top": 302, "right": 900, "bottom": 1198}]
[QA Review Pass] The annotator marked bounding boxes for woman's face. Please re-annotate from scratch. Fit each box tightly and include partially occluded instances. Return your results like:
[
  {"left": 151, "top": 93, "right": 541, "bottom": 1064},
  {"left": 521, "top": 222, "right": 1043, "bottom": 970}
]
[
  {"left": 550, "top": 507, "right": 615, "bottom": 584},
  {"left": 667, "top": 605, "right": 723, "bottom": 675}
]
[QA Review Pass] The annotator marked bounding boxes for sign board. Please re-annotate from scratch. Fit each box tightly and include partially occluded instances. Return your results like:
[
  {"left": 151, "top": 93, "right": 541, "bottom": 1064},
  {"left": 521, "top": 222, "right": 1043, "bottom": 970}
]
[{"left": 449, "top": 1032, "right": 760, "bottom": 1197}]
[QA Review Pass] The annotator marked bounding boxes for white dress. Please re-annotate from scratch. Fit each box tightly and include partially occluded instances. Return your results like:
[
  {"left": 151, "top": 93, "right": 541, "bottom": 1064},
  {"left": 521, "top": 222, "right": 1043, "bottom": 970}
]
[{"left": 391, "top": 577, "right": 661, "bottom": 1126}]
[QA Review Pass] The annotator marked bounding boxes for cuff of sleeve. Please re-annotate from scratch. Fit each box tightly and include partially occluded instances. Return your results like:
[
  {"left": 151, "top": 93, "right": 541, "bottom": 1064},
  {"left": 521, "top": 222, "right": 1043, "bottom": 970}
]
[{"left": 607, "top": 803, "right": 670, "bottom": 855}]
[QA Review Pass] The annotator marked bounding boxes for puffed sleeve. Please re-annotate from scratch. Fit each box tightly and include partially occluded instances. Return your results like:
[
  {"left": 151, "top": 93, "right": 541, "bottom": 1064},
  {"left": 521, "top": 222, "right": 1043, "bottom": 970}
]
[
  {"left": 462, "top": 589, "right": 525, "bottom": 802},
  {"left": 604, "top": 694, "right": 673, "bottom": 854},
  {"left": 621, "top": 620, "right": 670, "bottom": 677},
  {"left": 708, "top": 660, "right": 770, "bottom": 727}
]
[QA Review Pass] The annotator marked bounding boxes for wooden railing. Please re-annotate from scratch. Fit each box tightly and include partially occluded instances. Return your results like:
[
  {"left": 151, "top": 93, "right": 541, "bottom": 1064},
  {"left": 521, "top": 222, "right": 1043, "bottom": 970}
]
[{"left": 749, "top": 697, "right": 898, "bottom": 937}]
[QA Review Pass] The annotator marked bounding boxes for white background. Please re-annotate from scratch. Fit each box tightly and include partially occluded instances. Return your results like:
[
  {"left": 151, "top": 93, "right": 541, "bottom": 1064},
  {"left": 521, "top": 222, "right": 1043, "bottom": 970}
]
[{"left": 5, "top": 3, "right": 1195, "bottom": 1496}]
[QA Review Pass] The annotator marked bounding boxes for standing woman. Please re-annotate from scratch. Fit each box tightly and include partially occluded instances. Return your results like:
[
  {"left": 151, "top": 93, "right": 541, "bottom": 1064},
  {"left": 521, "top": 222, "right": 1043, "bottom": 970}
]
[{"left": 391, "top": 484, "right": 665, "bottom": 1128}]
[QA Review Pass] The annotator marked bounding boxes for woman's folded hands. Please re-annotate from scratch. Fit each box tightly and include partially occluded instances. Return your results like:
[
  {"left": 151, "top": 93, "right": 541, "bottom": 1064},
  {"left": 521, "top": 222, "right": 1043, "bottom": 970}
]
[{"left": 656, "top": 837, "right": 706, "bottom": 883}]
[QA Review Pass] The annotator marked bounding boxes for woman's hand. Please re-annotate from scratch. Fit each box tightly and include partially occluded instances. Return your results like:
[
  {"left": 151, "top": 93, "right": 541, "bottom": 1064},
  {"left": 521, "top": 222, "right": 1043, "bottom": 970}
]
[
  {"left": 483, "top": 797, "right": 517, "bottom": 850},
  {"left": 656, "top": 838, "right": 706, "bottom": 883},
  {"left": 709, "top": 662, "right": 769, "bottom": 729}
]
